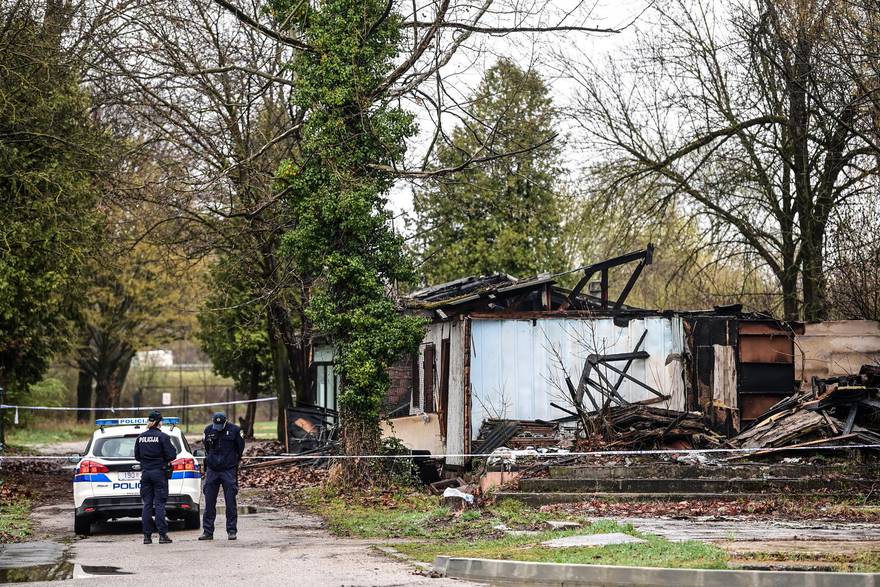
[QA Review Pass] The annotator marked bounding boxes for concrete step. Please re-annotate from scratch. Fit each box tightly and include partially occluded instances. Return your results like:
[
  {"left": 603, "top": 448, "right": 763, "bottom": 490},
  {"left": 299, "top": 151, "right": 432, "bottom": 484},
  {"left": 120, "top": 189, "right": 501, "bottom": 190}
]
[
  {"left": 547, "top": 463, "right": 871, "bottom": 481},
  {"left": 518, "top": 477, "right": 865, "bottom": 494},
  {"left": 493, "top": 491, "right": 848, "bottom": 506}
]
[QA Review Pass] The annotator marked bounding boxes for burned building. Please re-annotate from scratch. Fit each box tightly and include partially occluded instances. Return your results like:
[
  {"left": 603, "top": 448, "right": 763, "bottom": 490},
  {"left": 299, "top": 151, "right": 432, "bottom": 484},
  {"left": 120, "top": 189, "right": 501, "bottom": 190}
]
[{"left": 378, "top": 246, "right": 807, "bottom": 463}]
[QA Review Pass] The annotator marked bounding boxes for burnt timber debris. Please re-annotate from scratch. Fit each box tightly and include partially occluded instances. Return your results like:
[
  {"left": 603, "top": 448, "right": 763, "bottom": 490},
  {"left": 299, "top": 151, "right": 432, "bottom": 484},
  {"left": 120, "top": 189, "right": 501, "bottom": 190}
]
[
  {"left": 474, "top": 419, "right": 560, "bottom": 454},
  {"left": 559, "top": 244, "right": 654, "bottom": 311},
  {"left": 727, "top": 365, "right": 880, "bottom": 455}
]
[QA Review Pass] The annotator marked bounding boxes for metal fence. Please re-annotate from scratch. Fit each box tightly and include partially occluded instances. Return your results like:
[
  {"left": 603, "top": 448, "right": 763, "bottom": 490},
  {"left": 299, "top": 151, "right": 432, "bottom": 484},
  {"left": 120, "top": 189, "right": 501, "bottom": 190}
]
[{"left": 125, "top": 385, "right": 276, "bottom": 434}]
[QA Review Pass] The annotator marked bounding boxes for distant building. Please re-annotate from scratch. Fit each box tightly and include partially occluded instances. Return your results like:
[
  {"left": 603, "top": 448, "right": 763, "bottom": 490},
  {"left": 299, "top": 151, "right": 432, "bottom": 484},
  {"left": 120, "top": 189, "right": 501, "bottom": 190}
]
[{"left": 133, "top": 349, "right": 174, "bottom": 368}]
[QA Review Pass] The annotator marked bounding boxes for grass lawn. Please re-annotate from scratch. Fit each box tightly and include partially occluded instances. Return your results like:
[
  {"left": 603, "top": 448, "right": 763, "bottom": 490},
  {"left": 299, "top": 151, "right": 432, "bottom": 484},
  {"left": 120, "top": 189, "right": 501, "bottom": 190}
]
[
  {"left": 303, "top": 490, "right": 880, "bottom": 572},
  {"left": 393, "top": 530, "right": 727, "bottom": 569},
  {"left": 6, "top": 422, "right": 93, "bottom": 447},
  {"left": 0, "top": 499, "right": 33, "bottom": 543},
  {"left": 252, "top": 421, "right": 278, "bottom": 441},
  {"left": 128, "top": 365, "right": 233, "bottom": 389},
  {"left": 304, "top": 491, "right": 562, "bottom": 539},
  {"left": 301, "top": 491, "right": 729, "bottom": 569}
]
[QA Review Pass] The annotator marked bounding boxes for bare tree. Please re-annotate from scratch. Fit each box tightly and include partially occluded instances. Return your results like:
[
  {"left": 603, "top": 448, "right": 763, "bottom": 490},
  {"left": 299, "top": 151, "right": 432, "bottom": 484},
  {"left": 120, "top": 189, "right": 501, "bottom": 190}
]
[
  {"left": 85, "top": 0, "right": 309, "bottom": 435},
  {"left": 827, "top": 203, "right": 880, "bottom": 319},
  {"left": 565, "top": 0, "right": 880, "bottom": 321}
]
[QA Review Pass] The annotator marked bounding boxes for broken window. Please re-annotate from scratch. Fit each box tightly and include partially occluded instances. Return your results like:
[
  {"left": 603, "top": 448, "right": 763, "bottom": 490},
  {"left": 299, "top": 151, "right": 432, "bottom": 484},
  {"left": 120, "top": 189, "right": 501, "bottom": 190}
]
[
  {"left": 410, "top": 350, "right": 419, "bottom": 411},
  {"left": 423, "top": 343, "right": 435, "bottom": 412},
  {"left": 439, "top": 338, "right": 450, "bottom": 437}
]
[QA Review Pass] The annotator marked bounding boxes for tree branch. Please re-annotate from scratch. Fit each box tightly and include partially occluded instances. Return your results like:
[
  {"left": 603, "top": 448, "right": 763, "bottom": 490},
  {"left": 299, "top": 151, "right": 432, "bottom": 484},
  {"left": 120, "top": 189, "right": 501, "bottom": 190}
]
[{"left": 211, "top": 0, "right": 313, "bottom": 52}]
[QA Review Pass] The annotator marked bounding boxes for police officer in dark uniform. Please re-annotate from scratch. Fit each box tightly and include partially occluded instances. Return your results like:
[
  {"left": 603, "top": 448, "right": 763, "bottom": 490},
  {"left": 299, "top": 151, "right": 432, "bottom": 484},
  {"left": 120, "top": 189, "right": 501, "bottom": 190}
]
[
  {"left": 198, "top": 412, "right": 245, "bottom": 541},
  {"left": 134, "top": 410, "right": 177, "bottom": 544}
]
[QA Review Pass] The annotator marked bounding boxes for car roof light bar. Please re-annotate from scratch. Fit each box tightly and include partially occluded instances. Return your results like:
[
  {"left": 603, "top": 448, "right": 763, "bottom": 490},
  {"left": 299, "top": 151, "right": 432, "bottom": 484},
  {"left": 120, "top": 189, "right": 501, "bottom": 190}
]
[{"left": 95, "top": 417, "right": 180, "bottom": 427}]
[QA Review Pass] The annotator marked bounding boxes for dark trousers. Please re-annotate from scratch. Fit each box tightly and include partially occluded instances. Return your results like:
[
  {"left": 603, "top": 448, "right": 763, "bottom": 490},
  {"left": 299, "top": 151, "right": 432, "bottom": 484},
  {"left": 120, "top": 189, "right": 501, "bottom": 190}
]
[
  {"left": 141, "top": 468, "right": 169, "bottom": 535},
  {"left": 202, "top": 468, "right": 238, "bottom": 534}
]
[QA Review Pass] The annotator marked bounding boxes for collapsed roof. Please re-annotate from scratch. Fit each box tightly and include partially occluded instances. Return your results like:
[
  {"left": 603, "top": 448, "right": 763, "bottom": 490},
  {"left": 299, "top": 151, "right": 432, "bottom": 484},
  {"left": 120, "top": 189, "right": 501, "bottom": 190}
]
[{"left": 406, "top": 245, "right": 655, "bottom": 316}]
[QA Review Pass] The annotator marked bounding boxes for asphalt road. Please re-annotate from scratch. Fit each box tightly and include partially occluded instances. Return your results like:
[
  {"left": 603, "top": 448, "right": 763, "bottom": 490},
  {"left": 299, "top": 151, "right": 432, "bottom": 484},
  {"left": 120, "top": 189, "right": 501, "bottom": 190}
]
[{"left": 21, "top": 497, "right": 483, "bottom": 586}]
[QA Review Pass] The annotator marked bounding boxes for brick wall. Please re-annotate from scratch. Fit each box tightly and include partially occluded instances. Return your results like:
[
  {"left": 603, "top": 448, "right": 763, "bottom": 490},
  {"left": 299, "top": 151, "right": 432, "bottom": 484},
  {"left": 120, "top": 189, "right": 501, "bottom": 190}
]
[{"left": 386, "top": 353, "right": 413, "bottom": 414}]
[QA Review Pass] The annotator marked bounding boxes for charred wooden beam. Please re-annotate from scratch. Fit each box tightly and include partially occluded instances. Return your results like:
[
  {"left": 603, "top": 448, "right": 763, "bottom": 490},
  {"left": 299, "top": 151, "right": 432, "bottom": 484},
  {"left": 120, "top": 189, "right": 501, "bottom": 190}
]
[{"left": 561, "top": 243, "right": 654, "bottom": 311}]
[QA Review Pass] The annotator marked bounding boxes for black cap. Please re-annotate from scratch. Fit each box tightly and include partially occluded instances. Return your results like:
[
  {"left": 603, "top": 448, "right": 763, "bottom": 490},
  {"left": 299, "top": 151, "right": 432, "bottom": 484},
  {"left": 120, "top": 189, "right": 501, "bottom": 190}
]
[
  {"left": 148, "top": 410, "right": 163, "bottom": 422},
  {"left": 212, "top": 412, "right": 227, "bottom": 431}
]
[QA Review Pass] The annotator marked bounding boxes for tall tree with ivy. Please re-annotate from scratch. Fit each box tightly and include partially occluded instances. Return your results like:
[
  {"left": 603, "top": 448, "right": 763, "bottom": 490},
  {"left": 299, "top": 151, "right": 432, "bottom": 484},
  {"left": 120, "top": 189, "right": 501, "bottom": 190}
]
[
  {"left": 414, "top": 59, "right": 566, "bottom": 284},
  {"left": 277, "top": 0, "right": 425, "bottom": 484}
]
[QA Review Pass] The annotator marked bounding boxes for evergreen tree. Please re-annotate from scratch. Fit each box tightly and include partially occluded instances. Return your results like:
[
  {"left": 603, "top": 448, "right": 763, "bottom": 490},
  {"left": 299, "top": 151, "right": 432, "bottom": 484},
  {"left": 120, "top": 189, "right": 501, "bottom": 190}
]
[{"left": 414, "top": 59, "right": 565, "bottom": 284}]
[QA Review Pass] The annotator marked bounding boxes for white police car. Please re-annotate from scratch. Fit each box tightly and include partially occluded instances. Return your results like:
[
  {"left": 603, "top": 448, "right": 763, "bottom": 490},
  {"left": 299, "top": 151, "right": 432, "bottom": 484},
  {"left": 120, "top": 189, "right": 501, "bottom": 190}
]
[{"left": 73, "top": 417, "right": 202, "bottom": 536}]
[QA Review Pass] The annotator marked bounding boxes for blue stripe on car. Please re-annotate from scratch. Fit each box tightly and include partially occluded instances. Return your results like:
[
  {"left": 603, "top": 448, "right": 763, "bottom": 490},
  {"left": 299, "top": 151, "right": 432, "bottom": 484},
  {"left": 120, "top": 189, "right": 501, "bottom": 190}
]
[
  {"left": 171, "top": 471, "right": 200, "bottom": 479},
  {"left": 74, "top": 473, "right": 111, "bottom": 482}
]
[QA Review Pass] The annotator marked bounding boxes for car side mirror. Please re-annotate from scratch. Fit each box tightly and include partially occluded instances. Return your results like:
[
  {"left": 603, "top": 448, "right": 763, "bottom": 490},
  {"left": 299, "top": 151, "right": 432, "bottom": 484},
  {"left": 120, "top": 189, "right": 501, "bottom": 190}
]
[{"left": 193, "top": 449, "right": 205, "bottom": 458}]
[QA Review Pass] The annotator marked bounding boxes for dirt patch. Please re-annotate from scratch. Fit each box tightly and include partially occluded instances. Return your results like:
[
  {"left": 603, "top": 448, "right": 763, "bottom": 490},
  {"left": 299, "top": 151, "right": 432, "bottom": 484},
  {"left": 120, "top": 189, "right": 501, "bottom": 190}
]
[
  {"left": 723, "top": 539, "right": 880, "bottom": 555},
  {"left": 0, "top": 458, "right": 71, "bottom": 506}
]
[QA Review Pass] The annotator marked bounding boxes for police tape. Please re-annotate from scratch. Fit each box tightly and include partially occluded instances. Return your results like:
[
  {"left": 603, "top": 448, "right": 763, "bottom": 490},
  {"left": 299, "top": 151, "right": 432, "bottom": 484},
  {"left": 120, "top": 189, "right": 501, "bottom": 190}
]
[
  {"left": 0, "top": 397, "right": 276, "bottom": 412},
  {"left": 2, "top": 443, "right": 880, "bottom": 460}
]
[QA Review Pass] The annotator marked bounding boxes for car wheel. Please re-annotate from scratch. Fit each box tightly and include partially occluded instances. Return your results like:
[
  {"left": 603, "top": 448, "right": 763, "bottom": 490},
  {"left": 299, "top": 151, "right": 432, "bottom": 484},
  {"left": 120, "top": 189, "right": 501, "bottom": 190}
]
[
  {"left": 184, "top": 510, "right": 200, "bottom": 530},
  {"left": 74, "top": 514, "right": 92, "bottom": 536}
]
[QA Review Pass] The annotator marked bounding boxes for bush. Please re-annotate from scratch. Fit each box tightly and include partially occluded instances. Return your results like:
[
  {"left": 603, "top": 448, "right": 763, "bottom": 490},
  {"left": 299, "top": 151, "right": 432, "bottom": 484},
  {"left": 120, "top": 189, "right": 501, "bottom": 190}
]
[
  {"left": 375, "top": 436, "right": 418, "bottom": 487},
  {"left": 3, "top": 377, "right": 68, "bottom": 428}
]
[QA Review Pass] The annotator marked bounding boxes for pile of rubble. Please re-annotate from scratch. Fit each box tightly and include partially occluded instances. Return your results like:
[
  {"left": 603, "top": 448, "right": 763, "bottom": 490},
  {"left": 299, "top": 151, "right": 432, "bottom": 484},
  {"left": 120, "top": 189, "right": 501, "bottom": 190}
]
[
  {"left": 598, "top": 404, "right": 725, "bottom": 449},
  {"left": 473, "top": 419, "right": 560, "bottom": 454},
  {"left": 474, "top": 365, "right": 880, "bottom": 461},
  {"left": 729, "top": 365, "right": 880, "bottom": 454}
]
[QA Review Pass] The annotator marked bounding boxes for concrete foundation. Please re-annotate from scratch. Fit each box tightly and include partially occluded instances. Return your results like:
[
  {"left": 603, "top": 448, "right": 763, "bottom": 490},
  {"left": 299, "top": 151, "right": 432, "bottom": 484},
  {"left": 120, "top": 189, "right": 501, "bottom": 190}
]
[{"left": 435, "top": 557, "right": 880, "bottom": 586}]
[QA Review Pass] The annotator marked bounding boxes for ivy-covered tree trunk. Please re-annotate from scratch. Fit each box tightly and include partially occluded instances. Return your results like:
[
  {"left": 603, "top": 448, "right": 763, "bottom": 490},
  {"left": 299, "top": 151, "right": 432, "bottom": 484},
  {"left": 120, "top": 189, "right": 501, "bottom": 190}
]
[{"left": 278, "top": 0, "right": 425, "bottom": 486}]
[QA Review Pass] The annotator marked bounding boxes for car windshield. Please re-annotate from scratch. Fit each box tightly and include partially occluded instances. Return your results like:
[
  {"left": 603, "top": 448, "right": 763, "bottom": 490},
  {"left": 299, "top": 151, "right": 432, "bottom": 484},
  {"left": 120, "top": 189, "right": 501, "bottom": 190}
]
[{"left": 92, "top": 434, "right": 182, "bottom": 459}]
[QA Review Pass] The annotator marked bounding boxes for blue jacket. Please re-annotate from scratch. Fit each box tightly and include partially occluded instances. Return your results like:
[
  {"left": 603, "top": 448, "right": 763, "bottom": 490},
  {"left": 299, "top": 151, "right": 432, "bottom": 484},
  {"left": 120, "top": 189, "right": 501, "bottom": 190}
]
[
  {"left": 204, "top": 423, "right": 245, "bottom": 471},
  {"left": 134, "top": 428, "right": 177, "bottom": 471}
]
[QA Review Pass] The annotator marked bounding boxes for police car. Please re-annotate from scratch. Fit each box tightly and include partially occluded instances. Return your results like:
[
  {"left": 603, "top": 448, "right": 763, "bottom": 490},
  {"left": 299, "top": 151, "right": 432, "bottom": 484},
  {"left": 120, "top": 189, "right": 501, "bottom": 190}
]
[{"left": 73, "top": 417, "right": 201, "bottom": 536}]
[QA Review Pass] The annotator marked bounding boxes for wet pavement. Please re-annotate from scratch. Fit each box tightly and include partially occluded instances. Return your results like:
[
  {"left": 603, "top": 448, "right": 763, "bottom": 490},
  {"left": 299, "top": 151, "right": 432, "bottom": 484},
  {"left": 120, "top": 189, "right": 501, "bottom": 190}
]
[
  {"left": 611, "top": 516, "right": 880, "bottom": 542},
  {"left": 3, "top": 498, "right": 483, "bottom": 586}
]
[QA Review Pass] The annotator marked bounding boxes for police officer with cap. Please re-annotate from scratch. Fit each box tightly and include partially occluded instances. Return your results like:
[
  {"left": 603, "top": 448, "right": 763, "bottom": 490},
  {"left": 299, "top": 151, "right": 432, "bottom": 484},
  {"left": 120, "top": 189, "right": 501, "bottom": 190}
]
[
  {"left": 199, "top": 412, "right": 244, "bottom": 541},
  {"left": 134, "top": 410, "right": 177, "bottom": 544}
]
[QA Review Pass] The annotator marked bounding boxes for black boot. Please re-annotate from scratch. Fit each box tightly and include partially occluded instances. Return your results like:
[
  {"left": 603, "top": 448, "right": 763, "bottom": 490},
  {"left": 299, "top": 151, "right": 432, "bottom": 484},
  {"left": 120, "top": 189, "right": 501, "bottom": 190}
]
[
  {"left": 158, "top": 534, "right": 173, "bottom": 544},
  {"left": 197, "top": 532, "right": 213, "bottom": 541},
  {"left": 227, "top": 531, "right": 237, "bottom": 541},
  {"left": 143, "top": 534, "right": 152, "bottom": 544}
]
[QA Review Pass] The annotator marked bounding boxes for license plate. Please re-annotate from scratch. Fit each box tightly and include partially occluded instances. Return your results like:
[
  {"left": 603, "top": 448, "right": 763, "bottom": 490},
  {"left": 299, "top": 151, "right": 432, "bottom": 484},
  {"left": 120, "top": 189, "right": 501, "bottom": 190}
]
[{"left": 119, "top": 471, "right": 141, "bottom": 481}]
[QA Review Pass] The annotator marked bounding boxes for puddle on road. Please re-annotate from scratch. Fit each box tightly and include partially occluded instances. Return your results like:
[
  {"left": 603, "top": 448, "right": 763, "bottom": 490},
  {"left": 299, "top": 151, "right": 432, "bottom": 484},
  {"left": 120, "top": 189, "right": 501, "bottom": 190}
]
[
  {"left": 0, "top": 543, "right": 71, "bottom": 583},
  {"left": 0, "top": 542, "right": 131, "bottom": 583},
  {"left": 0, "top": 562, "right": 74, "bottom": 584}
]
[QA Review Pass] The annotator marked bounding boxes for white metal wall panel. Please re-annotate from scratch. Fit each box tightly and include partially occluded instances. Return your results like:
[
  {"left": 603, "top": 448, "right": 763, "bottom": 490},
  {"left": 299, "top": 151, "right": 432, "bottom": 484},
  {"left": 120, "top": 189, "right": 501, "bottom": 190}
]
[
  {"left": 445, "top": 320, "right": 467, "bottom": 466},
  {"left": 469, "top": 317, "right": 685, "bottom": 439},
  {"left": 411, "top": 319, "right": 468, "bottom": 465}
]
